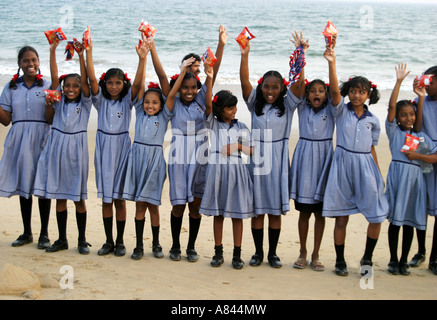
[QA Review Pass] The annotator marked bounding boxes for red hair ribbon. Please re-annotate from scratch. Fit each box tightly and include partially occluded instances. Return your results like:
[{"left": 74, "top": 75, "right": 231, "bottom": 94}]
[
  {"left": 195, "top": 75, "right": 201, "bottom": 82},
  {"left": 370, "top": 81, "right": 377, "bottom": 89},
  {"left": 326, "top": 83, "right": 330, "bottom": 87},
  {"left": 36, "top": 74, "right": 43, "bottom": 80},
  {"left": 304, "top": 79, "right": 310, "bottom": 87},
  {"left": 148, "top": 82, "right": 159, "bottom": 89},
  {"left": 212, "top": 95, "right": 219, "bottom": 103},
  {"left": 11, "top": 74, "right": 19, "bottom": 82},
  {"left": 59, "top": 74, "right": 68, "bottom": 81},
  {"left": 283, "top": 78, "right": 290, "bottom": 87},
  {"left": 409, "top": 100, "right": 417, "bottom": 106},
  {"left": 258, "top": 77, "right": 263, "bottom": 85},
  {"left": 124, "top": 73, "right": 131, "bottom": 82},
  {"left": 171, "top": 74, "right": 179, "bottom": 81},
  {"left": 99, "top": 73, "right": 106, "bottom": 81}
]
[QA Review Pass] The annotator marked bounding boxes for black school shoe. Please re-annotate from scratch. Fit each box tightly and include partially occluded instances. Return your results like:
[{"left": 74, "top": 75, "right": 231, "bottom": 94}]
[
  {"left": 249, "top": 253, "right": 263, "bottom": 266},
  {"left": 37, "top": 235, "right": 51, "bottom": 249},
  {"left": 131, "top": 247, "right": 144, "bottom": 260},
  {"left": 98, "top": 242, "right": 114, "bottom": 255},
  {"left": 78, "top": 241, "right": 91, "bottom": 255},
  {"left": 232, "top": 257, "right": 245, "bottom": 270},
  {"left": 210, "top": 255, "right": 224, "bottom": 267},
  {"left": 388, "top": 261, "right": 399, "bottom": 275},
  {"left": 186, "top": 249, "right": 199, "bottom": 262},
  {"left": 169, "top": 248, "right": 181, "bottom": 261},
  {"left": 409, "top": 253, "right": 425, "bottom": 267},
  {"left": 335, "top": 261, "right": 349, "bottom": 276},
  {"left": 153, "top": 244, "right": 164, "bottom": 258},
  {"left": 46, "top": 239, "right": 68, "bottom": 252},
  {"left": 11, "top": 234, "right": 33, "bottom": 247},
  {"left": 114, "top": 243, "right": 126, "bottom": 257},
  {"left": 268, "top": 255, "right": 282, "bottom": 268},
  {"left": 399, "top": 262, "right": 410, "bottom": 276},
  {"left": 429, "top": 259, "right": 437, "bottom": 275}
]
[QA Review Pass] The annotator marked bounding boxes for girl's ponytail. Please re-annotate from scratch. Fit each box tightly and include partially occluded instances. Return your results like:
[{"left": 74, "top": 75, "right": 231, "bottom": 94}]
[{"left": 9, "top": 68, "right": 20, "bottom": 90}]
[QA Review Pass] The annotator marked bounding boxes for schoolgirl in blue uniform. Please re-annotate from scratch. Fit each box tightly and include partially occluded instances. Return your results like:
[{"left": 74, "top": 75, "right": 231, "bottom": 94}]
[
  {"left": 123, "top": 57, "right": 173, "bottom": 260},
  {"left": 0, "top": 46, "right": 52, "bottom": 249},
  {"left": 148, "top": 27, "right": 228, "bottom": 262},
  {"left": 86, "top": 35, "right": 149, "bottom": 257},
  {"left": 290, "top": 43, "right": 341, "bottom": 271},
  {"left": 412, "top": 65, "right": 437, "bottom": 275},
  {"left": 34, "top": 40, "right": 92, "bottom": 254},
  {"left": 385, "top": 63, "right": 437, "bottom": 275},
  {"left": 322, "top": 74, "right": 389, "bottom": 276},
  {"left": 200, "top": 65, "right": 255, "bottom": 269},
  {"left": 239, "top": 39, "right": 302, "bottom": 269}
]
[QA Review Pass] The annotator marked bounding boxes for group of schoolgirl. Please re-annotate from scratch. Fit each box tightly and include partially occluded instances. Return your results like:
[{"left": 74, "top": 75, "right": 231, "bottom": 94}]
[{"left": 1, "top": 24, "right": 437, "bottom": 277}]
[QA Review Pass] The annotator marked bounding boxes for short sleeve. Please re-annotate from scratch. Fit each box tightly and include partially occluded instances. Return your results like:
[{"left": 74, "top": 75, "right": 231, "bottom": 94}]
[
  {"left": 0, "top": 84, "right": 12, "bottom": 112},
  {"left": 371, "top": 116, "right": 381, "bottom": 146}
]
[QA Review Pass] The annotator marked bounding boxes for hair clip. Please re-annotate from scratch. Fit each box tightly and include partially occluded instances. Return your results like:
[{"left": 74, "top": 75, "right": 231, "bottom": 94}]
[
  {"left": 99, "top": 73, "right": 106, "bottom": 81},
  {"left": 148, "top": 82, "right": 160, "bottom": 89}
]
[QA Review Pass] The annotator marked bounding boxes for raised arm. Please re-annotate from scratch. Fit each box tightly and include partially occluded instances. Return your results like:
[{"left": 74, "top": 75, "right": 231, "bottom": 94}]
[
  {"left": 239, "top": 41, "right": 252, "bottom": 101},
  {"left": 166, "top": 57, "right": 196, "bottom": 112},
  {"left": 131, "top": 34, "right": 150, "bottom": 102},
  {"left": 204, "top": 65, "right": 214, "bottom": 117},
  {"left": 289, "top": 30, "right": 309, "bottom": 99},
  {"left": 413, "top": 77, "right": 426, "bottom": 132},
  {"left": 85, "top": 38, "right": 99, "bottom": 96},
  {"left": 150, "top": 38, "right": 170, "bottom": 97},
  {"left": 212, "top": 24, "right": 228, "bottom": 85},
  {"left": 49, "top": 41, "right": 60, "bottom": 90},
  {"left": 324, "top": 44, "right": 341, "bottom": 106},
  {"left": 75, "top": 41, "right": 90, "bottom": 98},
  {"left": 388, "top": 63, "right": 410, "bottom": 123}
]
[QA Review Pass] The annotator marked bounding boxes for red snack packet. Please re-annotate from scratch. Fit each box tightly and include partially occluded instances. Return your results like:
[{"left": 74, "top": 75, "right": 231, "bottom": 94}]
[
  {"left": 138, "top": 20, "right": 157, "bottom": 37},
  {"left": 44, "top": 90, "right": 61, "bottom": 103},
  {"left": 235, "top": 27, "right": 255, "bottom": 49},
  {"left": 201, "top": 47, "right": 218, "bottom": 67},
  {"left": 44, "top": 27, "right": 67, "bottom": 44},
  {"left": 83, "top": 26, "right": 91, "bottom": 49},
  {"left": 416, "top": 75, "right": 433, "bottom": 88},
  {"left": 401, "top": 133, "right": 420, "bottom": 152},
  {"left": 322, "top": 20, "right": 338, "bottom": 46}
]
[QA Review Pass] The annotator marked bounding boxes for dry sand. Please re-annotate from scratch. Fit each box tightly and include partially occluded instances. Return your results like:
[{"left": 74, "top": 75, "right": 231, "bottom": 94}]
[{"left": 0, "top": 78, "right": 436, "bottom": 302}]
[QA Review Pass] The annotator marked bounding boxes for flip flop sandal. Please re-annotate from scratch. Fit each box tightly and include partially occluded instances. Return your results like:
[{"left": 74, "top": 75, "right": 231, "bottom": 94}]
[
  {"left": 310, "top": 260, "right": 325, "bottom": 271},
  {"left": 293, "top": 257, "right": 309, "bottom": 269}
]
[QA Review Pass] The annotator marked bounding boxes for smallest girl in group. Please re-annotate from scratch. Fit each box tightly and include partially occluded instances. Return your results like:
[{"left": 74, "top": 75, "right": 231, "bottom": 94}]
[
  {"left": 290, "top": 39, "right": 340, "bottom": 271},
  {"left": 34, "top": 39, "right": 92, "bottom": 254},
  {"left": 200, "top": 65, "right": 255, "bottom": 269},
  {"left": 123, "top": 50, "right": 173, "bottom": 260},
  {"left": 385, "top": 62, "right": 437, "bottom": 275}
]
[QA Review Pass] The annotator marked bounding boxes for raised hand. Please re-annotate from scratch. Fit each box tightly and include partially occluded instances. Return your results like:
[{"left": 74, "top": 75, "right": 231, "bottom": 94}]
[
  {"left": 324, "top": 45, "right": 336, "bottom": 62},
  {"left": 395, "top": 62, "right": 410, "bottom": 82},
  {"left": 218, "top": 24, "right": 229, "bottom": 45},
  {"left": 290, "top": 30, "right": 309, "bottom": 51}
]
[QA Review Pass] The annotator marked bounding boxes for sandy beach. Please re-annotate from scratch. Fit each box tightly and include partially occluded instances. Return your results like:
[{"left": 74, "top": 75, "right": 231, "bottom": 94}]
[{"left": 0, "top": 76, "right": 436, "bottom": 302}]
